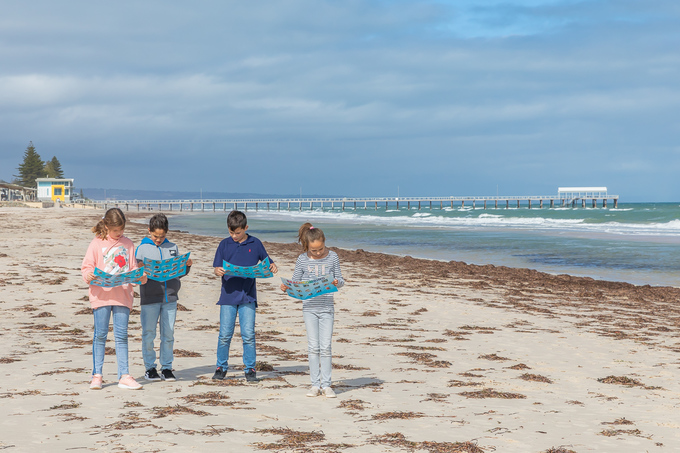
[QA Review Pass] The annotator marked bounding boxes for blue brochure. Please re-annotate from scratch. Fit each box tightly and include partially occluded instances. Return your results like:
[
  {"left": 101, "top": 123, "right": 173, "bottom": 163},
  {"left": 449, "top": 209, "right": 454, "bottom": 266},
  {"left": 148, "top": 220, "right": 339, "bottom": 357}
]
[
  {"left": 222, "top": 256, "right": 273, "bottom": 278},
  {"left": 281, "top": 275, "right": 338, "bottom": 300},
  {"left": 90, "top": 267, "right": 143, "bottom": 287},
  {"left": 143, "top": 253, "right": 191, "bottom": 282}
]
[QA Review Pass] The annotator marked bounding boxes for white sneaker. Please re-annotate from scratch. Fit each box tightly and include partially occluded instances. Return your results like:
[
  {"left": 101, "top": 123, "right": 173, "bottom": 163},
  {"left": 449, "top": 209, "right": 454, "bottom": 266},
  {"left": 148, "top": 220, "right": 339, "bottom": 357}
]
[
  {"left": 322, "top": 386, "right": 336, "bottom": 398},
  {"left": 306, "top": 386, "right": 321, "bottom": 397}
]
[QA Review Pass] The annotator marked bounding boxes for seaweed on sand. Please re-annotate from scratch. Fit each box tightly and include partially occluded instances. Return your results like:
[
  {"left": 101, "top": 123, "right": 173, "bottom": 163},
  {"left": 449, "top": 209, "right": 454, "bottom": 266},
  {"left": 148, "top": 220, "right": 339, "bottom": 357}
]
[
  {"left": 48, "top": 401, "right": 81, "bottom": 410},
  {"left": 361, "top": 310, "right": 381, "bottom": 317},
  {"left": 36, "top": 367, "right": 86, "bottom": 376},
  {"left": 32, "top": 311, "right": 55, "bottom": 318},
  {"left": 597, "top": 375, "right": 662, "bottom": 390},
  {"left": 459, "top": 388, "right": 526, "bottom": 399},
  {"left": 339, "top": 399, "right": 368, "bottom": 411},
  {"left": 478, "top": 353, "right": 510, "bottom": 361},
  {"left": 174, "top": 349, "right": 202, "bottom": 357},
  {"left": 95, "top": 412, "right": 161, "bottom": 431},
  {"left": 191, "top": 324, "right": 219, "bottom": 331},
  {"left": 181, "top": 391, "right": 252, "bottom": 409},
  {"left": 599, "top": 428, "right": 645, "bottom": 438},
  {"left": 190, "top": 378, "right": 246, "bottom": 388},
  {"left": 332, "top": 363, "right": 369, "bottom": 370},
  {"left": 601, "top": 418, "right": 634, "bottom": 425},
  {"left": 0, "top": 357, "right": 21, "bottom": 364},
  {"left": 448, "top": 380, "right": 483, "bottom": 388},
  {"left": 506, "top": 363, "right": 531, "bottom": 370},
  {"left": 161, "top": 425, "right": 235, "bottom": 436},
  {"left": 252, "top": 427, "right": 352, "bottom": 451},
  {"left": 422, "top": 393, "right": 449, "bottom": 402},
  {"left": 372, "top": 411, "right": 425, "bottom": 420},
  {"left": 370, "top": 432, "right": 484, "bottom": 453},
  {"left": 396, "top": 352, "right": 451, "bottom": 368},
  {"left": 152, "top": 404, "right": 211, "bottom": 418},
  {"left": 518, "top": 373, "right": 553, "bottom": 384}
]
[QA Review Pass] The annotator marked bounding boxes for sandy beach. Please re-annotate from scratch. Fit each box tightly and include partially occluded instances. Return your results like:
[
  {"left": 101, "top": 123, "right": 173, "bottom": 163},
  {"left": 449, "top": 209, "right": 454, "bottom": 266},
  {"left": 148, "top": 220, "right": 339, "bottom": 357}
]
[{"left": 1, "top": 206, "right": 680, "bottom": 452}]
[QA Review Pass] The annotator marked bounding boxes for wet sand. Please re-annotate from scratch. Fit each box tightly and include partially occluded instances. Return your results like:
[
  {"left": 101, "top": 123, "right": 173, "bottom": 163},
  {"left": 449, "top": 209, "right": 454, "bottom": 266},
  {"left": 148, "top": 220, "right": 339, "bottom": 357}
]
[{"left": 1, "top": 207, "right": 679, "bottom": 452}]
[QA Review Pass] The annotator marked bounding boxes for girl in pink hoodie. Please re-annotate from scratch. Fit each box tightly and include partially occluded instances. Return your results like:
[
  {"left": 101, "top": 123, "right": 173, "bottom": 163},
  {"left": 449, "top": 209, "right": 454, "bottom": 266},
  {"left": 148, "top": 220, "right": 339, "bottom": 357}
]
[{"left": 81, "top": 208, "right": 146, "bottom": 390}]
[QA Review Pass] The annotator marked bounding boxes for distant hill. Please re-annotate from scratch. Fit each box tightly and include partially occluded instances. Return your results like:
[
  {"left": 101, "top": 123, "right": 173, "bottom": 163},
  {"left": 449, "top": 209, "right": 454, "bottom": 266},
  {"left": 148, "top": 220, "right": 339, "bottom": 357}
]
[{"left": 81, "top": 188, "right": 341, "bottom": 201}]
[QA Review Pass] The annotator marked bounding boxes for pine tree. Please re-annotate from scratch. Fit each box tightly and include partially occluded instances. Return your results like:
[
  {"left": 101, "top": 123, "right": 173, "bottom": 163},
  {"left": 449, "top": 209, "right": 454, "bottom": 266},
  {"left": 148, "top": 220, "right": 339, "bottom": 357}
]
[
  {"left": 15, "top": 141, "right": 45, "bottom": 188},
  {"left": 44, "top": 156, "right": 64, "bottom": 179}
]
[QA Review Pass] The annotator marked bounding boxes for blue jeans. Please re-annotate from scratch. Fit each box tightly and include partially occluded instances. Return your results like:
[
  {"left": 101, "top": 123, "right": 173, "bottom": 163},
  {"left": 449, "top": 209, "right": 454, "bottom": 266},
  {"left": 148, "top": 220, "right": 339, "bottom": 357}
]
[
  {"left": 303, "top": 311, "right": 334, "bottom": 388},
  {"left": 216, "top": 302, "right": 256, "bottom": 370},
  {"left": 92, "top": 305, "right": 130, "bottom": 379},
  {"left": 141, "top": 301, "right": 177, "bottom": 371}
]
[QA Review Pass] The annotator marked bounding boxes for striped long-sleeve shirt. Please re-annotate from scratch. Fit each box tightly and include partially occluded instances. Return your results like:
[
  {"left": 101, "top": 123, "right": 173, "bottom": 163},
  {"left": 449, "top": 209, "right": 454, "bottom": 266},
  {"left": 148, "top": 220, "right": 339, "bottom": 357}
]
[{"left": 292, "top": 250, "right": 345, "bottom": 313}]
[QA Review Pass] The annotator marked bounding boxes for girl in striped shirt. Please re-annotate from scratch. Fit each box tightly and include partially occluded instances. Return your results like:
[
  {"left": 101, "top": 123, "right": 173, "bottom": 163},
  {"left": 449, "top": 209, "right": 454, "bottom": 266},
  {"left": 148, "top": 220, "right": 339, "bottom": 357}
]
[{"left": 281, "top": 223, "right": 344, "bottom": 398}]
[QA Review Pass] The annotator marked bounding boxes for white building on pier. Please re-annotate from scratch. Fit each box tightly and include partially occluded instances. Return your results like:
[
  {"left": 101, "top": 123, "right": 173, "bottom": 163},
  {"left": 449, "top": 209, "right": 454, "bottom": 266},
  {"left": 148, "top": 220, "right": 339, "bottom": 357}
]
[{"left": 558, "top": 187, "right": 608, "bottom": 200}]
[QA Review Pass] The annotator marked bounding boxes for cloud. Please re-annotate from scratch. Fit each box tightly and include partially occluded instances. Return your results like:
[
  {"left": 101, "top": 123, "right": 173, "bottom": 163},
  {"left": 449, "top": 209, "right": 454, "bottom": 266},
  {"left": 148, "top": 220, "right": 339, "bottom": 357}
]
[{"left": 0, "top": 0, "right": 679, "bottom": 200}]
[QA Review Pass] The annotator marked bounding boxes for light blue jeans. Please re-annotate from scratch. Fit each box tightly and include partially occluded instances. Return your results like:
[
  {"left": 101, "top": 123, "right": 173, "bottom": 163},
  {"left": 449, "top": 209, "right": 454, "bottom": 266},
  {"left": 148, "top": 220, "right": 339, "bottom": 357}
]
[
  {"left": 216, "top": 302, "right": 256, "bottom": 370},
  {"left": 92, "top": 305, "right": 130, "bottom": 379},
  {"left": 303, "top": 311, "right": 334, "bottom": 388},
  {"left": 141, "top": 301, "right": 177, "bottom": 371}
]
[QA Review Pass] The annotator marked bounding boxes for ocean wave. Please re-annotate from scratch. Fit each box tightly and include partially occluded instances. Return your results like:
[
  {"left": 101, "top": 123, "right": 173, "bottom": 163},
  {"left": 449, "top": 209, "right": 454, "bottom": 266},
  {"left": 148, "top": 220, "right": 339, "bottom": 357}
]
[
  {"left": 249, "top": 208, "right": 680, "bottom": 237},
  {"left": 597, "top": 219, "right": 680, "bottom": 235}
]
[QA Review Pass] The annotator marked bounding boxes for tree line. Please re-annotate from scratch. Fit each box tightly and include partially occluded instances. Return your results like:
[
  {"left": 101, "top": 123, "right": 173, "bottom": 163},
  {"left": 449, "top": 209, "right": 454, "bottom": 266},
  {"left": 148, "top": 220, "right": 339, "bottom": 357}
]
[{"left": 13, "top": 141, "right": 65, "bottom": 188}]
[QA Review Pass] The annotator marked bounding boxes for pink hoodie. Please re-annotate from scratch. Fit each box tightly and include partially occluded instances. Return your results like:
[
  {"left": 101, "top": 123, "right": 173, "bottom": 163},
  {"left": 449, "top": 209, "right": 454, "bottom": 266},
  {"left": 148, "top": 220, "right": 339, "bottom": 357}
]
[{"left": 81, "top": 235, "right": 139, "bottom": 309}]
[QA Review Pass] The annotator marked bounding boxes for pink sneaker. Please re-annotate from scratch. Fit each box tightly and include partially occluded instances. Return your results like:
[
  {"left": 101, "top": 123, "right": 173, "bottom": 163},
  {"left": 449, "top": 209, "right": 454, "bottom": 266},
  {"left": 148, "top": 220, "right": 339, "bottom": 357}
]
[
  {"left": 90, "top": 374, "right": 103, "bottom": 390},
  {"left": 118, "top": 375, "right": 143, "bottom": 390}
]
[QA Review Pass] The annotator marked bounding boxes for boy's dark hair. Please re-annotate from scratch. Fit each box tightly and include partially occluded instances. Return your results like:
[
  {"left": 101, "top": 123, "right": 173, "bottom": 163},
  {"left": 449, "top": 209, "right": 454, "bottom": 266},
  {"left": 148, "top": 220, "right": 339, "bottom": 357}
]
[
  {"left": 227, "top": 210, "right": 248, "bottom": 231},
  {"left": 149, "top": 213, "right": 169, "bottom": 232}
]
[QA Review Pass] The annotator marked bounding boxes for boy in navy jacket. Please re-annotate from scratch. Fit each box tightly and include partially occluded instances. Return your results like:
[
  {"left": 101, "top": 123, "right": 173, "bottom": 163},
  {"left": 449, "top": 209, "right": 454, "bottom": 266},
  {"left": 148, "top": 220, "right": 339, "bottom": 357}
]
[
  {"left": 136, "top": 213, "right": 192, "bottom": 381},
  {"left": 212, "top": 210, "right": 277, "bottom": 382}
]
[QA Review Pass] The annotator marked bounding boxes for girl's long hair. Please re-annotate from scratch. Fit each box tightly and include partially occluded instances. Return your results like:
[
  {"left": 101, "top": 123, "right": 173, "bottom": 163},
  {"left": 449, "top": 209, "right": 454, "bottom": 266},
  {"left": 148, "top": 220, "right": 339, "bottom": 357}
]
[
  {"left": 92, "top": 208, "right": 126, "bottom": 239},
  {"left": 297, "top": 222, "right": 325, "bottom": 252}
]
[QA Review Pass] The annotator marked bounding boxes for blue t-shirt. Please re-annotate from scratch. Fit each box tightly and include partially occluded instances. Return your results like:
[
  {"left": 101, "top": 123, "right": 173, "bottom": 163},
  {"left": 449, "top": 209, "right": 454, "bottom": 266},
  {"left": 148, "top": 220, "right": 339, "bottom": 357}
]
[{"left": 212, "top": 235, "right": 271, "bottom": 306}]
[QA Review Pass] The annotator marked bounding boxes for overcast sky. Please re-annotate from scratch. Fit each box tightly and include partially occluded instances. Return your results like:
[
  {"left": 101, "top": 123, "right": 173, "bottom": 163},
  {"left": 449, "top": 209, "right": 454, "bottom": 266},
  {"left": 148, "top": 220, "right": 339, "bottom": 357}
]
[{"left": 1, "top": 0, "right": 679, "bottom": 201}]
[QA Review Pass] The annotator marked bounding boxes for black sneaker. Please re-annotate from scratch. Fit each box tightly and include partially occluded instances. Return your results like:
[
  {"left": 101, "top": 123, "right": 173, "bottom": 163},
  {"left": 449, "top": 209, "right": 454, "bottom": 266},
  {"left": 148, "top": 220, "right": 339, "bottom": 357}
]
[
  {"left": 245, "top": 368, "right": 258, "bottom": 382},
  {"left": 212, "top": 367, "right": 227, "bottom": 380},
  {"left": 161, "top": 369, "right": 176, "bottom": 381},
  {"left": 145, "top": 367, "right": 161, "bottom": 381}
]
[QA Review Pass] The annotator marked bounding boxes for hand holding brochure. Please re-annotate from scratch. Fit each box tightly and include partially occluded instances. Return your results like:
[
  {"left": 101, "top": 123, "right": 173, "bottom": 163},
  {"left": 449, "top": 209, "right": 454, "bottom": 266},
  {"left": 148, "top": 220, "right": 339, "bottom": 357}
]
[
  {"left": 90, "top": 267, "right": 143, "bottom": 287},
  {"left": 222, "top": 256, "right": 273, "bottom": 278},
  {"left": 143, "top": 253, "right": 190, "bottom": 282},
  {"left": 281, "top": 275, "right": 338, "bottom": 300}
]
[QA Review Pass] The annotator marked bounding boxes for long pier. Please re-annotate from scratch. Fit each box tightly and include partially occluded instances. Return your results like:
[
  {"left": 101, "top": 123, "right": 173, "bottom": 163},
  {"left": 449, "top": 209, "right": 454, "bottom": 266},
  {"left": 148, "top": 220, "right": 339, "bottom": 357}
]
[{"left": 80, "top": 194, "right": 619, "bottom": 212}]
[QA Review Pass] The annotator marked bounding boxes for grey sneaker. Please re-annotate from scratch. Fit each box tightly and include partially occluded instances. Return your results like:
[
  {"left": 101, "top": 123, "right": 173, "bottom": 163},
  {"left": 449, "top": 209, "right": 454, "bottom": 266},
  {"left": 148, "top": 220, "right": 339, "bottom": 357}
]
[
  {"left": 306, "top": 386, "right": 321, "bottom": 397},
  {"left": 245, "top": 368, "right": 258, "bottom": 382},
  {"left": 145, "top": 368, "right": 161, "bottom": 381},
  {"left": 322, "top": 387, "right": 336, "bottom": 398},
  {"left": 161, "top": 369, "right": 176, "bottom": 381}
]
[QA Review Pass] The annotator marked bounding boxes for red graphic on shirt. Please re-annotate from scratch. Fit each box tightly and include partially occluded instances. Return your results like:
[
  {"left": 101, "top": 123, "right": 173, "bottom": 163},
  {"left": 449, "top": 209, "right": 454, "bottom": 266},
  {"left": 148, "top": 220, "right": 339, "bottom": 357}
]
[
  {"left": 249, "top": 249, "right": 251, "bottom": 252},
  {"left": 114, "top": 255, "right": 127, "bottom": 268}
]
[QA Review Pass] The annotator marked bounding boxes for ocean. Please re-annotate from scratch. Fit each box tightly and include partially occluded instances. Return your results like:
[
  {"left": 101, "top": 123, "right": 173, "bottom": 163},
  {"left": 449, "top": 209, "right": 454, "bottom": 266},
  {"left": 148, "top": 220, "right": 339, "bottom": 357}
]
[{"left": 166, "top": 202, "right": 680, "bottom": 287}]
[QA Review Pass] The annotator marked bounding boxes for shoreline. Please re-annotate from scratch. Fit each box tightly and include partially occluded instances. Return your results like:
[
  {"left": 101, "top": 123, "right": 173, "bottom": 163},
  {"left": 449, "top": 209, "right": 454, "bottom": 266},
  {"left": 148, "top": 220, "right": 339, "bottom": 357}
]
[
  {"left": 152, "top": 210, "right": 680, "bottom": 289},
  {"left": 1, "top": 207, "right": 680, "bottom": 451},
  {"left": 156, "top": 208, "right": 680, "bottom": 288}
]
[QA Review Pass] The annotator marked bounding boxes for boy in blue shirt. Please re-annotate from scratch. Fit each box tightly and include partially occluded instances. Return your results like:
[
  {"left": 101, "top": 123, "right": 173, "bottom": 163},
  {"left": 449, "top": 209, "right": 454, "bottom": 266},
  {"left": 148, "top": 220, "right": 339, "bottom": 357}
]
[
  {"left": 212, "top": 210, "right": 277, "bottom": 382},
  {"left": 136, "top": 213, "right": 192, "bottom": 382}
]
